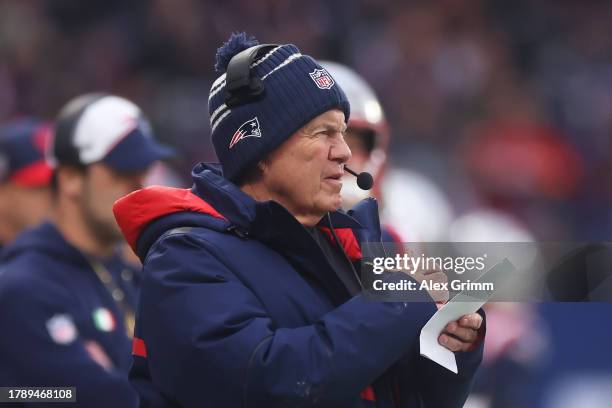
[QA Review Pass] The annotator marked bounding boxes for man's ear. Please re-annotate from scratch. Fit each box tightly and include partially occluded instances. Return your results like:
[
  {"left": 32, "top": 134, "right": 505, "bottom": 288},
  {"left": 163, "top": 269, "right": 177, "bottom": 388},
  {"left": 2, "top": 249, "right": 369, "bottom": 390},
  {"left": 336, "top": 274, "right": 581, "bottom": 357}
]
[{"left": 257, "top": 159, "right": 268, "bottom": 173}]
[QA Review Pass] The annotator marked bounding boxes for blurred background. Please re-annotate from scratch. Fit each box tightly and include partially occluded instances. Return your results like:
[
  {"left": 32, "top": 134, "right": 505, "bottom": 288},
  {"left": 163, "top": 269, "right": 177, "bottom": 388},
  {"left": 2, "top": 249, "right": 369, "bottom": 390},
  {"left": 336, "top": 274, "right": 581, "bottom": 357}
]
[{"left": 1, "top": 0, "right": 611, "bottom": 406}]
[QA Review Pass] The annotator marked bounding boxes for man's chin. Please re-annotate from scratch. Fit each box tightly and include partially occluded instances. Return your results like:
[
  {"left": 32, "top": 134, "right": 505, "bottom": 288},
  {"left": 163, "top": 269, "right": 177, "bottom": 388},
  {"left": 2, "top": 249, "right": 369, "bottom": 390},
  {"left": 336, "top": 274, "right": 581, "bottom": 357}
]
[
  {"left": 321, "top": 195, "right": 343, "bottom": 213},
  {"left": 86, "top": 219, "right": 125, "bottom": 247}
]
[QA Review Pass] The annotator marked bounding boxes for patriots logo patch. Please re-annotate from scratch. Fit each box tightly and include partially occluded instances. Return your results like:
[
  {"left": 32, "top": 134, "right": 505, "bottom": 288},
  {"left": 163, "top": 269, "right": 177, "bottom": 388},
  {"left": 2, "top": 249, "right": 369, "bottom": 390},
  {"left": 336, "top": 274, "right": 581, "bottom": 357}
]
[
  {"left": 309, "top": 68, "right": 335, "bottom": 90},
  {"left": 229, "top": 117, "right": 262, "bottom": 149}
]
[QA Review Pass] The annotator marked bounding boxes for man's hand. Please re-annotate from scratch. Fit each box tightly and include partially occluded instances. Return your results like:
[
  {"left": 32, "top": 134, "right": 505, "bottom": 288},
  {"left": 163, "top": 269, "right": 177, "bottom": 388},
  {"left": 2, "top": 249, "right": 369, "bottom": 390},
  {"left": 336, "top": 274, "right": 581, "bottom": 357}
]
[
  {"left": 412, "top": 268, "right": 449, "bottom": 306},
  {"left": 438, "top": 313, "right": 483, "bottom": 352}
]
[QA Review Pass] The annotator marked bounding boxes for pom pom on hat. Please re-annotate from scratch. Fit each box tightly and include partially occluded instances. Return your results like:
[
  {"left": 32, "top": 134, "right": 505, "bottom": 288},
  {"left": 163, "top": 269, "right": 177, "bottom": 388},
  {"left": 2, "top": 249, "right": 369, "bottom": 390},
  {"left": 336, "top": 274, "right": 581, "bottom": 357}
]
[{"left": 214, "top": 32, "right": 259, "bottom": 74}]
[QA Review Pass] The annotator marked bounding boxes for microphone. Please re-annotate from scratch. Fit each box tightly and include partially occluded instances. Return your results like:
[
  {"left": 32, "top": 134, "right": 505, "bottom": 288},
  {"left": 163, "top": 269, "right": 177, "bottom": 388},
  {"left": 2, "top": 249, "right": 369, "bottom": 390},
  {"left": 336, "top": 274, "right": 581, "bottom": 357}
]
[{"left": 344, "top": 166, "right": 374, "bottom": 190}]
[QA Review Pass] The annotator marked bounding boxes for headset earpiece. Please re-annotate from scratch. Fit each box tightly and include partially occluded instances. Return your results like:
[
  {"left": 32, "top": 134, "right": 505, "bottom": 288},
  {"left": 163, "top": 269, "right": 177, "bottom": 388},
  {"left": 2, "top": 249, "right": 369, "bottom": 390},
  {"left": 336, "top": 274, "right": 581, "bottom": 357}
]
[{"left": 224, "top": 44, "right": 278, "bottom": 108}]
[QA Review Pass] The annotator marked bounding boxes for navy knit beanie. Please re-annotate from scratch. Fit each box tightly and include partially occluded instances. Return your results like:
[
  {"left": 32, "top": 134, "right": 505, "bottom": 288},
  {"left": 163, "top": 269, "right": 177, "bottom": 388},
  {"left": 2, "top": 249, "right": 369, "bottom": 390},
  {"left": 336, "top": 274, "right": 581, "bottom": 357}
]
[{"left": 209, "top": 33, "right": 350, "bottom": 182}]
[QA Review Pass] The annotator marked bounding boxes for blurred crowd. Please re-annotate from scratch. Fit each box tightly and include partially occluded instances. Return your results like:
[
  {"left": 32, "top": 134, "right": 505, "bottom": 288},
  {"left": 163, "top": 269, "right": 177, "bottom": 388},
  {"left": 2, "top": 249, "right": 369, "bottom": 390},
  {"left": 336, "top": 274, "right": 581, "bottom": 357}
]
[{"left": 2, "top": 0, "right": 612, "bottom": 240}]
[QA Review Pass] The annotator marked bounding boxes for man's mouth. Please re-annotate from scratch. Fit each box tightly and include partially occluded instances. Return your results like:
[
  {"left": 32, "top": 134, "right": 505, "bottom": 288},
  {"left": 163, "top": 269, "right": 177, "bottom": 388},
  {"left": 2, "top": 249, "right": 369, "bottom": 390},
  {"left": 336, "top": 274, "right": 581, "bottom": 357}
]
[
  {"left": 324, "top": 175, "right": 343, "bottom": 184},
  {"left": 325, "top": 172, "right": 344, "bottom": 181}
]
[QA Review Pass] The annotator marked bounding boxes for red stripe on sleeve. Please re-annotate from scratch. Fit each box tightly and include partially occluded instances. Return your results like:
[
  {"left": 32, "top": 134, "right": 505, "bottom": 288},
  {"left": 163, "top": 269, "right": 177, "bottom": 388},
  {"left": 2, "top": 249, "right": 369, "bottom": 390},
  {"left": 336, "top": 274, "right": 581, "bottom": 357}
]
[
  {"left": 132, "top": 337, "right": 147, "bottom": 357},
  {"left": 360, "top": 385, "right": 376, "bottom": 401}
]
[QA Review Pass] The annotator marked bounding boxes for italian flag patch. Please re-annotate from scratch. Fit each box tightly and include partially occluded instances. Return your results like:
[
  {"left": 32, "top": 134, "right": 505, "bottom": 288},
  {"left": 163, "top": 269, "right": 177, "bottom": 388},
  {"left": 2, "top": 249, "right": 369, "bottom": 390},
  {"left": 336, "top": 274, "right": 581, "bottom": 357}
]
[{"left": 92, "top": 308, "right": 116, "bottom": 332}]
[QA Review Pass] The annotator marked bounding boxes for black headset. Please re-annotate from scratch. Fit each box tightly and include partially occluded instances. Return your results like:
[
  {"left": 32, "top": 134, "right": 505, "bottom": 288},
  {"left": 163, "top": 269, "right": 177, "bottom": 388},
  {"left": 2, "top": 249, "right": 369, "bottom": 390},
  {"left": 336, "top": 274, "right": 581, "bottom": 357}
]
[{"left": 224, "top": 44, "right": 279, "bottom": 108}]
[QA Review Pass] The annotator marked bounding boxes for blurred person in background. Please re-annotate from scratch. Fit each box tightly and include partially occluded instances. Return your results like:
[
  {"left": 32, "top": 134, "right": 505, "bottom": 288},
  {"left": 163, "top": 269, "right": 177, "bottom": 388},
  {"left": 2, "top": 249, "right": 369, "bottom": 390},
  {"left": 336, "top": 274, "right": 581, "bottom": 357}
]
[
  {"left": 0, "top": 94, "right": 174, "bottom": 407},
  {"left": 0, "top": 119, "right": 53, "bottom": 251},
  {"left": 449, "top": 211, "right": 549, "bottom": 408}
]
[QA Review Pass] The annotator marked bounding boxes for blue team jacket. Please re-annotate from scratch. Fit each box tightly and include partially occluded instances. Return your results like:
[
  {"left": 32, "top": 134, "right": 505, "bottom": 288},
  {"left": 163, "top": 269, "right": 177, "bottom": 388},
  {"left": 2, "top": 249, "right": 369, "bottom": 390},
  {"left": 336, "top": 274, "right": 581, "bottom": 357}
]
[
  {"left": 0, "top": 222, "right": 139, "bottom": 407},
  {"left": 113, "top": 163, "right": 484, "bottom": 408}
]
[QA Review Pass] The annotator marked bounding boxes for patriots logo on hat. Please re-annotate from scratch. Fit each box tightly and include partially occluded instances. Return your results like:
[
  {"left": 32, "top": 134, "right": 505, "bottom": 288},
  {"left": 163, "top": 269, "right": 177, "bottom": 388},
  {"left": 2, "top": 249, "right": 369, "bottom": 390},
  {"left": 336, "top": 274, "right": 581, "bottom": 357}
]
[
  {"left": 309, "top": 68, "right": 335, "bottom": 90},
  {"left": 229, "top": 117, "right": 262, "bottom": 149}
]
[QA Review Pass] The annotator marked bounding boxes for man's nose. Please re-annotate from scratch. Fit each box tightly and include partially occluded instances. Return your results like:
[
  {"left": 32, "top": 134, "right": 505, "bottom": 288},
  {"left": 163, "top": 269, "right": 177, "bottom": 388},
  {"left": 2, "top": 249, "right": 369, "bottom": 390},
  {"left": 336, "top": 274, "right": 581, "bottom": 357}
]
[{"left": 329, "top": 136, "right": 352, "bottom": 164}]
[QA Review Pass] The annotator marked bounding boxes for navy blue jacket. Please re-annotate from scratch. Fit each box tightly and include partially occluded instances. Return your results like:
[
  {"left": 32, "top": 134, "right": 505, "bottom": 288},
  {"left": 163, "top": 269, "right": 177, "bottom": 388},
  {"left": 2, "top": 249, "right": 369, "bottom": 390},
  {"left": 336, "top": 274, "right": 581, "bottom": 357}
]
[
  {"left": 0, "top": 222, "right": 139, "bottom": 407},
  {"left": 114, "top": 163, "right": 484, "bottom": 408}
]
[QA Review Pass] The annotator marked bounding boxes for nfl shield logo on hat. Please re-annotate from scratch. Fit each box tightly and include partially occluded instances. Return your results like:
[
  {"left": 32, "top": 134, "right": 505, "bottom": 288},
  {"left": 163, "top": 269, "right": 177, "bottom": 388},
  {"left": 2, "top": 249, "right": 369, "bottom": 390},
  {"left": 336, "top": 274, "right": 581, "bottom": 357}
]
[{"left": 309, "top": 68, "right": 335, "bottom": 90}]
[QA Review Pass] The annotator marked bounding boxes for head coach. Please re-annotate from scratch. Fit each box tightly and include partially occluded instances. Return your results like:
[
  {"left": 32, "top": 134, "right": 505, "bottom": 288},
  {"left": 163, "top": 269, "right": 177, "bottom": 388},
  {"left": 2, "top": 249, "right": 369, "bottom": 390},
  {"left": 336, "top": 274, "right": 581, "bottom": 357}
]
[{"left": 114, "top": 33, "right": 485, "bottom": 408}]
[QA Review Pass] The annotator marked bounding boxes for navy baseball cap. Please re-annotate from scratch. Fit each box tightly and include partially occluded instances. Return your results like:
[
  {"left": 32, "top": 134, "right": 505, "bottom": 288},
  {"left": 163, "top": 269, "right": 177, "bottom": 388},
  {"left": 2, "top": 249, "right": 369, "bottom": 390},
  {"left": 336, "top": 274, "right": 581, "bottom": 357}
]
[
  {"left": 0, "top": 118, "right": 53, "bottom": 187},
  {"left": 51, "top": 94, "right": 175, "bottom": 172}
]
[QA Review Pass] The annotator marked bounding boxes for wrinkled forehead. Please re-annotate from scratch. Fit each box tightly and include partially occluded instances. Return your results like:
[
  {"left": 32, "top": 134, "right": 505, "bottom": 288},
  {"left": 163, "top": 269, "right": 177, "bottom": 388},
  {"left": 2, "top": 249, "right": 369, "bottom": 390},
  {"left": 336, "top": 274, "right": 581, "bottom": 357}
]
[{"left": 299, "top": 109, "right": 347, "bottom": 134}]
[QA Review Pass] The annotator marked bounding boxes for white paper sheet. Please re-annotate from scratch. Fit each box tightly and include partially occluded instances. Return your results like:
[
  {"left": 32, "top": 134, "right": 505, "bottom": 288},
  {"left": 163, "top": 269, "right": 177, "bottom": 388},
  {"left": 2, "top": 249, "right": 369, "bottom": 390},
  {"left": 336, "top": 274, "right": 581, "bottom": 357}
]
[{"left": 419, "top": 258, "right": 516, "bottom": 373}]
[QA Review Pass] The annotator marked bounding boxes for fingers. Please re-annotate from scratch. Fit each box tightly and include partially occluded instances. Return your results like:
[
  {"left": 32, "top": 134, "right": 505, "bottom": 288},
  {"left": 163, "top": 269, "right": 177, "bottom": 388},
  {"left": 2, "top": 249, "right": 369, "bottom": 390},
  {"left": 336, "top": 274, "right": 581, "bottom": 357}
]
[
  {"left": 438, "top": 333, "right": 469, "bottom": 352},
  {"left": 438, "top": 313, "right": 483, "bottom": 352},
  {"left": 443, "top": 321, "right": 478, "bottom": 343},
  {"left": 427, "top": 271, "right": 449, "bottom": 303},
  {"left": 457, "top": 313, "right": 482, "bottom": 330},
  {"left": 412, "top": 269, "right": 449, "bottom": 304}
]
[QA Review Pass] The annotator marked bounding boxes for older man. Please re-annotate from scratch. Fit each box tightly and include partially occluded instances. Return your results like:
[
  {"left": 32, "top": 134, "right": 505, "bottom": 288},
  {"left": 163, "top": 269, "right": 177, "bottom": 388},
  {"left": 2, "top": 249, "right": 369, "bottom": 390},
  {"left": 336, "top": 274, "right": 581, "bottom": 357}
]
[{"left": 114, "top": 33, "right": 484, "bottom": 407}]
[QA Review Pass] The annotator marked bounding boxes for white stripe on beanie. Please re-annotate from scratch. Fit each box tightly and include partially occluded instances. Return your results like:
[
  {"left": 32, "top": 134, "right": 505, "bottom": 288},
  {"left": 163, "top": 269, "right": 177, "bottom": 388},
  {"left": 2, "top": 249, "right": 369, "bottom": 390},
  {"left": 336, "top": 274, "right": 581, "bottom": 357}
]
[
  {"left": 261, "top": 53, "right": 302, "bottom": 80},
  {"left": 211, "top": 110, "right": 231, "bottom": 133},
  {"left": 208, "top": 45, "right": 284, "bottom": 103},
  {"left": 209, "top": 52, "right": 304, "bottom": 131},
  {"left": 210, "top": 103, "right": 229, "bottom": 125}
]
